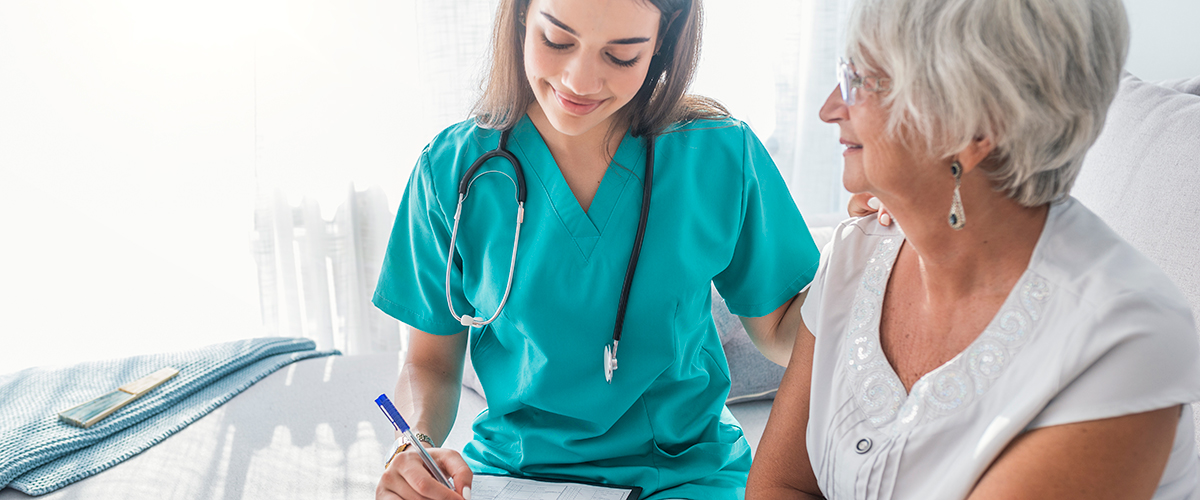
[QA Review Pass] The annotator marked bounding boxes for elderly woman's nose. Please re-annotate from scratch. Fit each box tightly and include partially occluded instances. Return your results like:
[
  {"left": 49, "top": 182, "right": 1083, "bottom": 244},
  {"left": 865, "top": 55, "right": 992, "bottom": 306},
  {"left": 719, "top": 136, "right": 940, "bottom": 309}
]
[{"left": 820, "top": 86, "right": 848, "bottom": 123}]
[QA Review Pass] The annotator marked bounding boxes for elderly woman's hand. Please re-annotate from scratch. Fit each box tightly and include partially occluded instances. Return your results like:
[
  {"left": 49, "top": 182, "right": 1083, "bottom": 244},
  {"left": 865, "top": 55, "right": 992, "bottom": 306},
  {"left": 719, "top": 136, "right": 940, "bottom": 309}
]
[{"left": 847, "top": 192, "right": 893, "bottom": 226}]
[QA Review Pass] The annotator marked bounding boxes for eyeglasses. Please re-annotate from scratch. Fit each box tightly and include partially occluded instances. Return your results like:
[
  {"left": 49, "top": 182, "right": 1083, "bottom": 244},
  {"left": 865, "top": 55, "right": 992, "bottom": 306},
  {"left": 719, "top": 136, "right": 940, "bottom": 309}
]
[{"left": 837, "top": 57, "right": 891, "bottom": 106}]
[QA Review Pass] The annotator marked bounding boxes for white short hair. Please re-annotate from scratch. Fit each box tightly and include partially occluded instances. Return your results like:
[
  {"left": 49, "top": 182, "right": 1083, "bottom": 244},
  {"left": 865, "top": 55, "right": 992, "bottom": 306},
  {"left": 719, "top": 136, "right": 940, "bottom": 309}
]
[{"left": 846, "top": 0, "right": 1129, "bottom": 207}]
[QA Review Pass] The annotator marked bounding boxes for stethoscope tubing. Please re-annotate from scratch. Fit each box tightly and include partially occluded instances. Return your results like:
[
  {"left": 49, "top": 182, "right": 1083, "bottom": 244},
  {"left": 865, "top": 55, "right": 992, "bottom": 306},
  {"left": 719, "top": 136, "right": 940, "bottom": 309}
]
[
  {"left": 445, "top": 126, "right": 654, "bottom": 382},
  {"left": 446, "top": 129, "right": 527, "bottom": 328},
  {"left": 608, "top": 138, "right": 654, "bottom": 360},
  {"left": 458, "top": 129, "right": 527, "bottom": 203},
  {"left": 446, "top": 194, "right": 525, "bottom": 328}
]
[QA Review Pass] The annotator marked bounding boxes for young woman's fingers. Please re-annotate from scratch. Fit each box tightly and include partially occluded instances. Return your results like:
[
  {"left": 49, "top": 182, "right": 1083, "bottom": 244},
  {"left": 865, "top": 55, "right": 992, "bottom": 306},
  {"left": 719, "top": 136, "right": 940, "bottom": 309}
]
[
  {"left": 382, "top": 452, "right": 464, "bottom": 500},
  {"left": 376, "top": 482, "right": 403, "bottom": 500},
  {"left": 376, "top": 475, "right": 418, "bottom": 500},
  {"left": 377, "top": 461, "right": 424, "bottom": 500},
  {"left": 847, "top": 193, "right": 894, "bottom": 227},
  {"left": 432, "top": 449, "right": 474, "bottom": 498},
  {"left": 847, "top": 192, "right": 879, "bottom": 217}
]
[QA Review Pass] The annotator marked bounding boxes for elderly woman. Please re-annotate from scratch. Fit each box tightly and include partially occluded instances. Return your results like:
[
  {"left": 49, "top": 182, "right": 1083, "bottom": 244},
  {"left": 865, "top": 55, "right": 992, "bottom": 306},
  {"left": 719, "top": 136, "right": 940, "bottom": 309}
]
[{"left": 746, "top": 0, "right": 1200, "bottom": 498}]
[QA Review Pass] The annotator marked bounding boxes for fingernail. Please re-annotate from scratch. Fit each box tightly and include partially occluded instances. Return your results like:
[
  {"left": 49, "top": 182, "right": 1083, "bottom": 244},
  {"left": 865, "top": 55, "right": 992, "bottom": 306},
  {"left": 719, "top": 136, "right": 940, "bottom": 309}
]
[
  {"left": 463, "top": 486, "right": 472, "bottom": 500},
  {"left": 880, "top": 213, "right": 891, "bottom": 226},
  {"left": 867, "top": 197, "right": 881, "bottom": 210}
]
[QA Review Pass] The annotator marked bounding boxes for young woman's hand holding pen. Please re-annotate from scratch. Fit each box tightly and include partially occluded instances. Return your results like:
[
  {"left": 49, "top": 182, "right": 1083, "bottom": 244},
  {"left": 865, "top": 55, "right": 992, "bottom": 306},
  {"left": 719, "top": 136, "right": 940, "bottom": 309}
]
[{"left": 377, "top": 447, "right": 473, "bottom": 500}]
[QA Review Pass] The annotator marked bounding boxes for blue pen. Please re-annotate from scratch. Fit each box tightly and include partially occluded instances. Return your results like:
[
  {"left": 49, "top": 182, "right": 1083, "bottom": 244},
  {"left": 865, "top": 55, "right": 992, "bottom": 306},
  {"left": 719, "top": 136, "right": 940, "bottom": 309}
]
[{"left": 375, "top": 394, "right": 455, "bottom": 490}]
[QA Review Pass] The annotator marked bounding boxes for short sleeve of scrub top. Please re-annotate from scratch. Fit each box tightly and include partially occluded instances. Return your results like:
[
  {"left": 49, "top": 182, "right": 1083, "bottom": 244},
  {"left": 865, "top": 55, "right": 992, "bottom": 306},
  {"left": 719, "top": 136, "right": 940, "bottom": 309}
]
[
  {"left": 373, "top": 141, "right": 478, "bottom": 335},
  {"left": 710, "top": 121, "right": 821, "bottom": 317},
  {"left": 373, "top": 117, "right": 819, "bottom": 500}
]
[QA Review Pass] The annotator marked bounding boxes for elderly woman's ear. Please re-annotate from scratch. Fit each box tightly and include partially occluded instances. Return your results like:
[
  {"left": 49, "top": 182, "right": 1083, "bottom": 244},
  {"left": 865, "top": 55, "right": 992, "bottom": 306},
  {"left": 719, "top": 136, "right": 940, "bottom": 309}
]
[{"left": 954, "top": 135, "right": 996, "bottom": 175}]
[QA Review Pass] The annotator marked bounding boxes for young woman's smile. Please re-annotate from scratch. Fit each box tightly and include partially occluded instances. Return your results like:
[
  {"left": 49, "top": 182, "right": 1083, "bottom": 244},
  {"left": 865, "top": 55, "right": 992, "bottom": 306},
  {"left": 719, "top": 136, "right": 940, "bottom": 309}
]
[{"left": 553, "top": 88, "right": 606, "bottom": 115}]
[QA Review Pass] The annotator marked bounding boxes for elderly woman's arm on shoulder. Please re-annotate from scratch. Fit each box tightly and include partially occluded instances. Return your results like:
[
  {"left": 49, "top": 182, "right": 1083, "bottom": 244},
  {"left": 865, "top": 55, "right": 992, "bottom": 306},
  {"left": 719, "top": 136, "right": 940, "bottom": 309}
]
[
  {"left": 746, "top": 319, "right": 826, "bottom": 499},
  {"left": 968, "top": 406, "right": 1181, "bottom": 499}
]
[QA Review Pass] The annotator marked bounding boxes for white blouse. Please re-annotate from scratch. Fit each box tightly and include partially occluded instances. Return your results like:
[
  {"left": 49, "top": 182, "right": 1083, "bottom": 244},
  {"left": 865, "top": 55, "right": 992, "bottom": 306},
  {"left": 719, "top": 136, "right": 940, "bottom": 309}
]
[{"left": 801, "top": 198, "right": 1200, "bottom": 499}]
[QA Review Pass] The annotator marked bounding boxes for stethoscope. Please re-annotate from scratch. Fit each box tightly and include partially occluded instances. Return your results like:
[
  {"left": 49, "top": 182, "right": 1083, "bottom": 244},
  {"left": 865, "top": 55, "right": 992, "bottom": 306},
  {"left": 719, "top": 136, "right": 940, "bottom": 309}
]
[{"left": 445, "top": 128, "right": 654, "bottom": 383}]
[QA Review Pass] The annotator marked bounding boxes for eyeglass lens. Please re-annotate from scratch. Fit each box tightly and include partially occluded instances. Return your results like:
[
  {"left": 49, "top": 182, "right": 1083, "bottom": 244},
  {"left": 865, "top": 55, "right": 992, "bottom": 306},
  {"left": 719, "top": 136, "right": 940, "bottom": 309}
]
[{"left": 837, "top": 59, "right": 856, "bottom": 106}]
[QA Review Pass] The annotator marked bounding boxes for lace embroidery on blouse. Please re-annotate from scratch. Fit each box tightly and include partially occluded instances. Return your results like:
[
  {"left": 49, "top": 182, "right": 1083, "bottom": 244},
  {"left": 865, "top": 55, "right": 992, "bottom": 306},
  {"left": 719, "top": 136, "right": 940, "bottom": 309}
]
[{"left": 843, "top": 235, "right": 1053, "bottom": 431}]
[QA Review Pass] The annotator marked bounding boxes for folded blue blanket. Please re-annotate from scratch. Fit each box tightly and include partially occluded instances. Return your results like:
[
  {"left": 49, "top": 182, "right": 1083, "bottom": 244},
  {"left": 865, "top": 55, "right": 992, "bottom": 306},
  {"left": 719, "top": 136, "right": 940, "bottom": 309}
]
[{"left": 0, "top": 337, "right": 339, "bottom": 495}]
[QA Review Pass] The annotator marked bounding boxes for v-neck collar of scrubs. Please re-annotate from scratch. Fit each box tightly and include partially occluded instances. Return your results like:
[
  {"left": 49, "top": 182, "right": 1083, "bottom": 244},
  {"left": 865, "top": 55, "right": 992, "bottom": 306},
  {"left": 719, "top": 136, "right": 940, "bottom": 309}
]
[{"left": 508, "top": 115, "right": 646, "bottom": 260}]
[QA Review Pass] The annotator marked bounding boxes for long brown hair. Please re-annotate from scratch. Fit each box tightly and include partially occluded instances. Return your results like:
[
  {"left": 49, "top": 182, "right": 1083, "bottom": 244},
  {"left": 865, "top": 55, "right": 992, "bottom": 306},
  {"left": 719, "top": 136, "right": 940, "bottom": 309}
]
[{"left": 472, "top": 0, "right": 727, "bottom": 139}]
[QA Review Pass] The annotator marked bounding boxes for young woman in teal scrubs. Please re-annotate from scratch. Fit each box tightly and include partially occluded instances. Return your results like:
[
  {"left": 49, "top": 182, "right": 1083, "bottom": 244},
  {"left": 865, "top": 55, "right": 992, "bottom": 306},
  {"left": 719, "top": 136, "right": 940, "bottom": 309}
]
[{"left": 373, "top": 0, "right": 819, "bottom": 498}]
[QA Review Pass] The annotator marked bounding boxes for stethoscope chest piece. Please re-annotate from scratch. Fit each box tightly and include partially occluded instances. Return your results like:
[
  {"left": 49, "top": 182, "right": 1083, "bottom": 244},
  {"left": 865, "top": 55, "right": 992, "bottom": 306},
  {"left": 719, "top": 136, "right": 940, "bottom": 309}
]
[{"left": 604, "top": 341, "right": 619, "bottom": 384}]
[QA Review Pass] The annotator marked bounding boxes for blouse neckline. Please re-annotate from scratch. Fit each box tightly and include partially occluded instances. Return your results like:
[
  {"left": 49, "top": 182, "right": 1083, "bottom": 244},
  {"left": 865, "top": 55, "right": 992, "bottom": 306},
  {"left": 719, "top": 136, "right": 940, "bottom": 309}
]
[{"left": 842, "top": 207, "right": 1061, "bottom": 432}]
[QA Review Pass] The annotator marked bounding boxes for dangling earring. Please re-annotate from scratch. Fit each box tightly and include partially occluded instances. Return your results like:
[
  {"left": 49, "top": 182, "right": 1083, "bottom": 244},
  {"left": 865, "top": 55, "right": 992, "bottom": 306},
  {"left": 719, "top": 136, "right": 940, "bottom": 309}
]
[{"left": 948, "top": 161, "right": 966, "bottom": 230}]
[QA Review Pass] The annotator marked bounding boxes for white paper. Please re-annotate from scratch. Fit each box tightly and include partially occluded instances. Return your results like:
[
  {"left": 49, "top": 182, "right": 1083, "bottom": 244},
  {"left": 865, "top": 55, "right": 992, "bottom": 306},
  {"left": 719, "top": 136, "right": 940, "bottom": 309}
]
[{"left": 471, "top": 475, "right": 634, "bottom": 500}]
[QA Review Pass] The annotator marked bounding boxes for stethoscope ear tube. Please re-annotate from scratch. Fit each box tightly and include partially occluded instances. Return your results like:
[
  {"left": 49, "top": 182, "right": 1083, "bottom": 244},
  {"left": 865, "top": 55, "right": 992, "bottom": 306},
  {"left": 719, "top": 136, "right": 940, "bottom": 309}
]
[
  {"left": 459, "top": 129, "right": 526, "bottom": 203},
  {"left": 446, "top": 198, "right": 525, "bottom": 329},
  {"left": 446, "top": 128, "right": 526, "bottom": 328}
]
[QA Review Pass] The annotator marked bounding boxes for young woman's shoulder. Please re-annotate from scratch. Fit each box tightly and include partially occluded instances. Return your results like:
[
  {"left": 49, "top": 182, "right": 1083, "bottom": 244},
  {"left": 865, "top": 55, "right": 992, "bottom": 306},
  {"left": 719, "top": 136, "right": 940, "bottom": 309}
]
[
  {"left": 655, "top": 117, "right": 774, "bottom": 177},
  {"left": 407, "top": 118, "right": 506, "bottom": 210},
  {"left": 657, "top": 115, "right": 746, "bottom": 143},
  {"left": 422, "top": 118, "right": 503, "bottom": 167},
  {"left": 657, "top": 116, "right": 772, "bottom": 158}
]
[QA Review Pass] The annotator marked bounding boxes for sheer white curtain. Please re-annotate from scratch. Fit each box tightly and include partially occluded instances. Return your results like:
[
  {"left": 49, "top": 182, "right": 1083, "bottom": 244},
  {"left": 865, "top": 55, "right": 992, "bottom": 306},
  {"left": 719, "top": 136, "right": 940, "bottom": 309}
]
[
  {"left": 251, "top": 0, "right": 500, "bottom": 354},
  {"left": 253, "top": 186, "right": 398, "bottom": 353},
  {"left": 697, "top": 0, "right": 853, "bottom": 217},
  {"left": 252, "top": 0, "right": 853, "bottom": 354}
]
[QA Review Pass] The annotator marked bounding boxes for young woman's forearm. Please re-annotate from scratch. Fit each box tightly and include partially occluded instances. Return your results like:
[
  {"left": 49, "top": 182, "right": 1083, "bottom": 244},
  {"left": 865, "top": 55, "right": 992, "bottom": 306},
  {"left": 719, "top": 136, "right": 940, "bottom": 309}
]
[{"left": 393, "top": 327, "right": 469, "bottom": 445}]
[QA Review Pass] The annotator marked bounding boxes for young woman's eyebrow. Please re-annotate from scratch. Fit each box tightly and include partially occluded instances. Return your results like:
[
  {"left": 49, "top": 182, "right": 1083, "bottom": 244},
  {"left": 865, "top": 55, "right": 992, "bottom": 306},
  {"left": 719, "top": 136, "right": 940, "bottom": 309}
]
[{"left": 539, "top": 12, "right": 653, "bottom": 45}]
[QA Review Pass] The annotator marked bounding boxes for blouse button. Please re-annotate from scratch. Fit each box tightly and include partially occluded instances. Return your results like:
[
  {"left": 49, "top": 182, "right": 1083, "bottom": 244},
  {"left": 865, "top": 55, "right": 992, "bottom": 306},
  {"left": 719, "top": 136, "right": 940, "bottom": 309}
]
[{"left": 855, "top": 438, "right": 872, "bottom": 454}]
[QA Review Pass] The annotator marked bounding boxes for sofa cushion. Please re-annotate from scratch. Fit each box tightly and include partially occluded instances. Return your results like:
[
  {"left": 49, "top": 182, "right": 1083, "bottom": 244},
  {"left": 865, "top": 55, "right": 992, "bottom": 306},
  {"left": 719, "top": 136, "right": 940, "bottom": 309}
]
[
  {"left": 1073, "top": 72, "right": 1200, "bottom": 321},
  {"left": 1160, "top": 76, "right": 1200, "bottom": 96},
  {"left": 713, "top": 285, "right": 787, "bottom": 403}
]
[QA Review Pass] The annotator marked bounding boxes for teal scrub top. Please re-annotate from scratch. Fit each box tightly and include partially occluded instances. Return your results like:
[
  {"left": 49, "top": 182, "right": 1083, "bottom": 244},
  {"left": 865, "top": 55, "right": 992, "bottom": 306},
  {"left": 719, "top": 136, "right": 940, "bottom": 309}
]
[{"left": 374, "top": 115, "right": 819, "bottom": 499}]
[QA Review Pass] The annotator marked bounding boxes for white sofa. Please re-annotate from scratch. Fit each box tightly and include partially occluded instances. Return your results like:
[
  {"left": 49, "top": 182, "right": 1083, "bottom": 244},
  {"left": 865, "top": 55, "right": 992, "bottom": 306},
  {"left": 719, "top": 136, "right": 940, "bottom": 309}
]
[
  {"left": 1070, "top": 72, "right": 1200, "bottom": 442},
  {"left": 2, "top": 72, "right": 1196, "bottom": 500}
]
